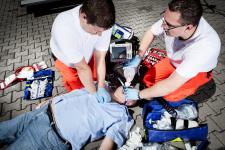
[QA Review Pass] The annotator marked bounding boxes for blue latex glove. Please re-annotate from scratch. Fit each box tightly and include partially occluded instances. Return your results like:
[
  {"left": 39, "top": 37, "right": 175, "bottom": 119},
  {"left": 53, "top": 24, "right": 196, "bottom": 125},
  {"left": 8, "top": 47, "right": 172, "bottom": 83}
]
[
  {"left": 124, "top": 87, "right": 140, "bottom": 101},
  {"left": 123, "top": 55, "right": 142, "bottom": 69},
  {"left": 95, "top": 87, "right": 111, "bottom": 103}
]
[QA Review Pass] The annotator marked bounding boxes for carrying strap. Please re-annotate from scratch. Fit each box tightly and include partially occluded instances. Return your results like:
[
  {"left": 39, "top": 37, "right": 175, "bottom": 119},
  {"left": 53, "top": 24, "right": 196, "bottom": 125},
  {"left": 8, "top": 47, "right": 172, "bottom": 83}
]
[{"left": 157, "top": 97, "right": 177, "bottom": 118}]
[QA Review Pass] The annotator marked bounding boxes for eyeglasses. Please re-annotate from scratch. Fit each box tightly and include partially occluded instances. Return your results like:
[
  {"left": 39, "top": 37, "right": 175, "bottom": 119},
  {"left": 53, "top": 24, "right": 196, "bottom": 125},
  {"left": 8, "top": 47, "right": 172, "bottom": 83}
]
[
  {"left": 161, "top": 17, "right": 186, "bottom": 30},
  {"left": 160, "top": 11, "right": 186, "bottom": 30}
]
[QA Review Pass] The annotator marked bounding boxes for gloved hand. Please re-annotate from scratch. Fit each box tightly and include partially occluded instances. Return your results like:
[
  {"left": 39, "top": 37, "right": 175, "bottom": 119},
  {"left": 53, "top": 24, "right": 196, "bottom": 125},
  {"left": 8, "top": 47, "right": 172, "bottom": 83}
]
[
  {"left": 95, "top": 87, "right": 111, "bottom": 103},
  {"left": 123, "top": 55, "right": 142, "bottom": 69},
  {"left": 124, "top": 87, "right": 140, "bottom": 101}
]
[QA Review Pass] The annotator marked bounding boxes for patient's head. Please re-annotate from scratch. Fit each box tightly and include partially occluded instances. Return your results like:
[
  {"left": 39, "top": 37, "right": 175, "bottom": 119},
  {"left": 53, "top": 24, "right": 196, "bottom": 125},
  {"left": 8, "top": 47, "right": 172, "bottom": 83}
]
[{"left": 112, "top": 86, "right": 137, "bottom": 107}]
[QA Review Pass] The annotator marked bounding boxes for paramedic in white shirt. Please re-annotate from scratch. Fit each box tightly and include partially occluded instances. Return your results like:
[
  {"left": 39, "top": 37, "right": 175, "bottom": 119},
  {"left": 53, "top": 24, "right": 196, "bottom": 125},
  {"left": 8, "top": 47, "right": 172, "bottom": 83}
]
[
  {"left": 123, "top": 0, "right": 221, "bottom": 102},
  {"left": 50, "top": 0, "right": 115, "bottom": 103}
]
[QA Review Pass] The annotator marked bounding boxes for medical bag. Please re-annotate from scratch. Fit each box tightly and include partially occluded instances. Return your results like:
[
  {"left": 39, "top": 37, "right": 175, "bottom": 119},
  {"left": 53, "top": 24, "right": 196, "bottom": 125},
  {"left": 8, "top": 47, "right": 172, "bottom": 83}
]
[
  {"left": 24, "top": 69, "right": 54, "bottom": 100},
  {"left": 142, "top": 98, "right": 208, "bottom": 143}
]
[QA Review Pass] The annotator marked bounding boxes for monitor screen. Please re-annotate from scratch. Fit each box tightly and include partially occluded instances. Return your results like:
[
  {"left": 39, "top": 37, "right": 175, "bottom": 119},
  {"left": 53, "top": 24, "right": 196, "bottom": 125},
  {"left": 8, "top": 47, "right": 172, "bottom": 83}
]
[{"left": 111, "top": 46, "right": 127, "bottom": 59}]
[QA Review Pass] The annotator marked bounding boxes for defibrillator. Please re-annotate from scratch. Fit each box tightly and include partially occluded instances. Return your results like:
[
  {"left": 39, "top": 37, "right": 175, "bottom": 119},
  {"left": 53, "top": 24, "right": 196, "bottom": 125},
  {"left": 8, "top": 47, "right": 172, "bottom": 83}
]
[{"left": 109, "top": 41, "right": 133, "bottom": 62}]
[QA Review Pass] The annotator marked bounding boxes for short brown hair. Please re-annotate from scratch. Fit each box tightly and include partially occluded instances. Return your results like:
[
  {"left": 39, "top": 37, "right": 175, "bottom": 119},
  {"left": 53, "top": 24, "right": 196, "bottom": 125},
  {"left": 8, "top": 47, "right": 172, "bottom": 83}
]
[
  {"left": 168, "top": 0, "right": 203, "bottom": 26},
  {"left": 81, "top": 0, "right": 115, "bottom": 29}
]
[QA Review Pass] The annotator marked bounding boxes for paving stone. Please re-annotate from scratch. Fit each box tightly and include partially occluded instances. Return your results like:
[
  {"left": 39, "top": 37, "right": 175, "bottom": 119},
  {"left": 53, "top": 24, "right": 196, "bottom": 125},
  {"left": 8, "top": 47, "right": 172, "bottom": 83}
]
[
  {"left": 0, "top": 111, "right": 11, "bottom": 122},
  {"left": 198, "top": 102, "right": 216, "bottom": 122},
  {"left": 213, "top": 131, "right": 225, "bottom": 147},
  {"left": 15, "top": 49, "right": 28, "bottom": 58},
  {"left": 21, "top": 99, "right": 38, "bottom": 110},
  {"left": 202, "top": 116, "right": 222, "bottom": 133},
  {"left": 213, "top": 73, "right": 225, "bottom": 85},
  {"left": 214, "top": 62, "right": 225, "bottom": 74},
  {"left": 21, "top": 53, "right": 35, "bottom": 62},
  {"left": 7, "top": 56, "right": 21, "bottom": 65},
  {"left": 210, "top": 109, "right": 225, "bottom": 131},
  {"left": 2, "top": 98, "right": 20, "bottom": 113},
  {"left": 54, "top": 71, "right": 61, "bottom": 80},
  {"left": 7, "top": 47, "right": 21, "bottom": 54},
  {"left": 36, "top": 50, "right": 49, "bottom": 58},
  {"left": 15, "top": 40, "right": 27, "bottom": 48},
  {"left": 8, "top": 38, "right": 22, "bottom": 46},
  {"left": 44, "top": 57, "right": 53, "bottom": 68},
  {"left": 28, "top": 46, "right": 42, "bottom": 55},
  {"left": 0, "top": 52, "right": 14, "bottom": 60},
  {"left": 28, "top": 56, "right": 43, "bottom": 65},
  {"left": 207, "top": 96, "right": 225, "bottom": 115},
  {"left": 216, "top": 84, "right": 225, "bottom": 96},
  {"left": 3, "top": 82, "right": 21, "bottom": 95},
  {"left": 56, "top": 86, "right": 67, "bottom": 95},
  {"left": 54, "top": 76, "right": 64, "bottom": 87},
  {"left": 14, "top": 59, "right": 29, "bottom": 70},
  {"left": 27, "top": 37, "right": 41, "bottom": 45},
  {"left": 4, "top": 70, "right": 15, "bottom": 78},
  {"left": 12, "top": 90, "right": 24, "bottom": 101},
  {"left": 0, "top": 71, "right": 5, "bottom": 80},
  {"left": 22, "top": 43, "right": 35, "bottom": 52},
  {"left": 0, "top": 92, "right": 12, "bottom": 103},
  {"left": 208, "top": 132, "right": 225, "bottom": 150},
  {"left": 31, "top": 103, "right": 40, "bottom": 111},
  {"left": 34, "top": 40, "right": 48, "bottom": 49},
  {"left": 51, "top": 88, "right": 58, "bottom": 97}
]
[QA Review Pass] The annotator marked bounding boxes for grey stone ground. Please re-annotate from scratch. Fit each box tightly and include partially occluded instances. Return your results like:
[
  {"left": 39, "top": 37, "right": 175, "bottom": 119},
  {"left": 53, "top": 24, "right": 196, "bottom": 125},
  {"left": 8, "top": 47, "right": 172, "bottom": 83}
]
[{"left": 0, "top": 0, "right": 225, "bottom": 149}]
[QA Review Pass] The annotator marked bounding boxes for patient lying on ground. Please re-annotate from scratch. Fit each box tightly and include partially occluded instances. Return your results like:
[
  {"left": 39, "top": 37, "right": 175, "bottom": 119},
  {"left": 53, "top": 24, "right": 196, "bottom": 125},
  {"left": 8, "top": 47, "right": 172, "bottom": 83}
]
[{"left": 0, "top": 86, "right": 134, "bottom": 150}]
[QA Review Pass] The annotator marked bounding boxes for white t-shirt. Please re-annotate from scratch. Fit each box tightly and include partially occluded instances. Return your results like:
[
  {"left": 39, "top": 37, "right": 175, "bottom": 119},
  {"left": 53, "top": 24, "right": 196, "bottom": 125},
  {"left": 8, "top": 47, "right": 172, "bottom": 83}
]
[
  {"left": 50, "top": 5, "right": 112, "bottom": 67},
  {"left": 151, "top": 17, "right": 221, "bottom": 78}
]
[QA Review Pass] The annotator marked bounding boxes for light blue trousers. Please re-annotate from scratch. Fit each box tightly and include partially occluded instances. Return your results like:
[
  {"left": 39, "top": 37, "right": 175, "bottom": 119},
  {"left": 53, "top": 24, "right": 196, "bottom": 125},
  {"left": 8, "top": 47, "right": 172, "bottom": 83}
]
[{"left": 0, "top": 105, "right": 69, "bottom": 150}]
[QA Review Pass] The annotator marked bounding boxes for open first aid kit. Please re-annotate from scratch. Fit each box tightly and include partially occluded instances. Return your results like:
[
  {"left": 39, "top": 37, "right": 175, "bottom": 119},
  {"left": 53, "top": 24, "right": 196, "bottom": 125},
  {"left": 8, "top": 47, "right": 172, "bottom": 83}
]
[
  {"left": 24, "top": 69, "right": 54, "bottom": 100},
  {"left": 0, "top": 61, "right": 48, "bottom": 90},
  {"left": 142, "top": 98, "right": 208, "bottom": 146}
]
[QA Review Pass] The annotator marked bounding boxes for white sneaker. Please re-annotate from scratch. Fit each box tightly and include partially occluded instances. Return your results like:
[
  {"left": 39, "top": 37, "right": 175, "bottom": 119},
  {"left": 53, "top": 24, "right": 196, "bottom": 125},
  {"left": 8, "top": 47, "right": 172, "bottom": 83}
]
[{"left": 119, "top": 127, "right": 143, "bottom": 150}]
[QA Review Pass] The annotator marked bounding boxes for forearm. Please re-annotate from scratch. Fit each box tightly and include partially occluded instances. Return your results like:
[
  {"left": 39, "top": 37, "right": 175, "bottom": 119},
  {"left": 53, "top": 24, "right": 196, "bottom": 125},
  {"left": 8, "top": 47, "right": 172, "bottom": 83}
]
[
  {"left": 76, "top": 66, "right": 96, "bottom": 94},
  {"left": 139, "top": 80, "right": 174, "bottom": 100},
  {"left": 96, "top": 59, "right": 106, "bottom": 88},
  {"left": 99, "top": 136, "right": 115, "bottom": 150},
  {"left": 95, "top": 50, "right": 107, "bottom": 88},
  {"left": 138, "top": 28, "right": 155, "bottom": 57}
]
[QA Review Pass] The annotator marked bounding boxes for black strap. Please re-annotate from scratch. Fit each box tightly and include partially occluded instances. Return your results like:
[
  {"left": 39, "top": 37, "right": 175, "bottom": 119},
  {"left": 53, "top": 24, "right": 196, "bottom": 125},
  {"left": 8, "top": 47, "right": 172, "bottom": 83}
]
[
  {"left": 170, "top": 117, "right": 177, "bottom": 130},
  {"left": 157, "top": 97, "right": 177, "bottom": 118},
  {"left": 51, "top": 53, "right": 57, "bottom": 61},
  {"left": 207, "top": 70, "right": 213, "bottom": 78},
  {"left": 183, "top": 120, "right": 189, "bottom": 129}
]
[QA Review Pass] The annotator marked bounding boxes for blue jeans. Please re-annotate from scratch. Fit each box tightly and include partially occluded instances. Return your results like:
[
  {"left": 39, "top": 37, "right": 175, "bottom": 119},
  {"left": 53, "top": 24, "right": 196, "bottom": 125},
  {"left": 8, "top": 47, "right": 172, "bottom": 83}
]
[{"left": 0, "top": 105, "right": 69, "bottom": 150}]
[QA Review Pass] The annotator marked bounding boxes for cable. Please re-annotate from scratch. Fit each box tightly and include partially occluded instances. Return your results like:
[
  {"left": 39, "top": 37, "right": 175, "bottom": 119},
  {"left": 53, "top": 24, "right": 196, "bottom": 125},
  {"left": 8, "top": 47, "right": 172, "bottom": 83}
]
[{"left": 202, "top": 0, "right": 225, "bottom": 17}]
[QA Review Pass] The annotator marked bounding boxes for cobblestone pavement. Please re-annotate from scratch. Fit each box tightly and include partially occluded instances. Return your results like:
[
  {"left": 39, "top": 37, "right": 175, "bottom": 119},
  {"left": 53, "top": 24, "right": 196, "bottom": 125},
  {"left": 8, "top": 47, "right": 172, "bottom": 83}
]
[{"left": 1, "top": 0, "right": 225, "bottom": 149}]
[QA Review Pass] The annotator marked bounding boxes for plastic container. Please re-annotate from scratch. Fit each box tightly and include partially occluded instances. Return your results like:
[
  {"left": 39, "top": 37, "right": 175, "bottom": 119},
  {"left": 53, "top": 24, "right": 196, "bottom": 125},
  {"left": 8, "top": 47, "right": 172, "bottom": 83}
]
[{"left": 124, "top": 67, "right": 136, "bottom": 87}]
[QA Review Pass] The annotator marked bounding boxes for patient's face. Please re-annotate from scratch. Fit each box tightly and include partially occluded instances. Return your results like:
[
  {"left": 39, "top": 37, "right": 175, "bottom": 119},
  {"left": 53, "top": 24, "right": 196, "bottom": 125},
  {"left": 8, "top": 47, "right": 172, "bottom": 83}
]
[{"left": 113, "top": 86, "right": 137, "bottom": 107}]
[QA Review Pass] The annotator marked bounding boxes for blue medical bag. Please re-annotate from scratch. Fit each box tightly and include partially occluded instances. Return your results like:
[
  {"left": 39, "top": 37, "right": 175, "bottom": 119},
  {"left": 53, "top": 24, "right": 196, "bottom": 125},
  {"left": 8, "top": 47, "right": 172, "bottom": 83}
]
[
  {"left": 142, "top": 98, "right": 208, "bottom": 143},
  {"left": 24, "top": 69, "right": 54, "bottom": 100}
]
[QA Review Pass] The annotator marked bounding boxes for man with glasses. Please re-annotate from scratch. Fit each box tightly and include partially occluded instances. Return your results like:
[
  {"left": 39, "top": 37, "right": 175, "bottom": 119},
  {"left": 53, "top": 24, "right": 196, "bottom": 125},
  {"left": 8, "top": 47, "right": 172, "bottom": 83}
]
[
  {"left": 123, "top": 0, "right": 221, "bottom": 102},
  {"left": 50, "top": 0, "right": 115, "bottom": 103}
]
